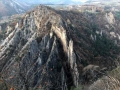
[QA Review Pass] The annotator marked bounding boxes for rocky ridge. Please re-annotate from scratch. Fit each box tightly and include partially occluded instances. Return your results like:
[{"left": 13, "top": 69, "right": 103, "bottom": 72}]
[
  {"left": 0, "top": 5, "right": 79, "bottom": 90},
  {"left": 0, "top": 5, "right": 120, "bottom": 90}
]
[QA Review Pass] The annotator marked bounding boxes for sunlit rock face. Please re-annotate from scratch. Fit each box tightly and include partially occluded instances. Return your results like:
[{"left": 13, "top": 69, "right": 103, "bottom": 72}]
[{"left": 105, "top": 12, "right": 115, "bottom": 24}]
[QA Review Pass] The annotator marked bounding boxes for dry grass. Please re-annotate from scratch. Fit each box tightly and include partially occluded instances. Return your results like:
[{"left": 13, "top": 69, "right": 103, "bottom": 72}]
[{"left": 108, "top": 66, "right": 120, "bottom": 80}]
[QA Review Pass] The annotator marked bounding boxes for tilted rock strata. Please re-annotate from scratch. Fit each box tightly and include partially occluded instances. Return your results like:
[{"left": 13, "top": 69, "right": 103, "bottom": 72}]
[{"left": 0, "top": 5, "right": 79, "bottom": 90}]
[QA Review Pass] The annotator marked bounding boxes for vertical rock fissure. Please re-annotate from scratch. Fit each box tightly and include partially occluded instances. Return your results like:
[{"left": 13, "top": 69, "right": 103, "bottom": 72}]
[{"left": 57, "top": 39, "right": 74, "bottom": 90}]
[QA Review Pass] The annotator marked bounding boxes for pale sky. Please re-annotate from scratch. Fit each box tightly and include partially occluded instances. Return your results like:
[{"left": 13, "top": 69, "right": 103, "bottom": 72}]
[
  {"left": 50, "top": 0, "right": 89, "bottom": 3},
  {"left": 71, "top": 0, "right": 89, "bottom": 2},
  {"left": 19, "top": 0, "right": 89, "bottom": 4}
]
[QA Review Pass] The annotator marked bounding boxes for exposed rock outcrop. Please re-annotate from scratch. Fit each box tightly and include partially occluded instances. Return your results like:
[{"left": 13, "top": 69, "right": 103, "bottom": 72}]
[
  {"left": 105, "top": 12, "right": 115, "bottom": 24},
  {"left": 82, "top": 65, "right": 106, "bottom": 84},
  {"left": 88, "top": 76, "right": 120, "bottom": 90},
  {"left": 0, "top": 5, "right": 79, "bottom": 90}
]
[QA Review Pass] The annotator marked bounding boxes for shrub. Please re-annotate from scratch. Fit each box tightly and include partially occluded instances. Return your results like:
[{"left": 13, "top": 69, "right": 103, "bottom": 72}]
[
  {"left": 0, "top": 82, "right": 8, "bottom": 90},
  {"left": 71, "top": 84, "right": 82, "bottom": 90}
]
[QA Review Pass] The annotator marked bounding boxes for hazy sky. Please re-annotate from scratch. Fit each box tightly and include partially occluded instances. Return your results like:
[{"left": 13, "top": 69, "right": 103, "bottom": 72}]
[
  {"left": 50, "top": 0, "right": 89, "bottom": 4},
  {"left": 71, "top": 0, "right": 88, "bottom": 2},
  {"left": 48, "top": 0, "right": 88, "bottom": 2},
  {"left": 20, "top": 0, "right": 89, "bottom": 4}
]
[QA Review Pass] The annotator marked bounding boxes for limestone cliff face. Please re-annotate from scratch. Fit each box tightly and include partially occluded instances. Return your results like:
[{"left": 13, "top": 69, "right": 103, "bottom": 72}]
[
  {"left": 105, "top": 12, "right": 115, "bottom": 24},
  {"left": 0, "top": 5, "right": 79, "bottom": 90}
]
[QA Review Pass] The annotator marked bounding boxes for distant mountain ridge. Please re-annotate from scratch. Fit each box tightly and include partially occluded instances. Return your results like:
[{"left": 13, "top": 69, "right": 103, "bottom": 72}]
[
  {"left": 86, "top": 0, "right": 120, "bottom": 3},
  {"left": 0, "top": 0, "right": 84, "bottom": 17},
  {"left": 17, "top": 0, "right": 83, "bottom": 4},
  {"left": 0, "top": 0, "right": 31, "bottom": 17}
]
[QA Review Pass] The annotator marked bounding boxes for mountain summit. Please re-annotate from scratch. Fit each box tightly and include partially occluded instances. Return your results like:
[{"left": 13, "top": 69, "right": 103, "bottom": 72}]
[{"left": 0, "top": 5, "right": 79, "bottom": 90}]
